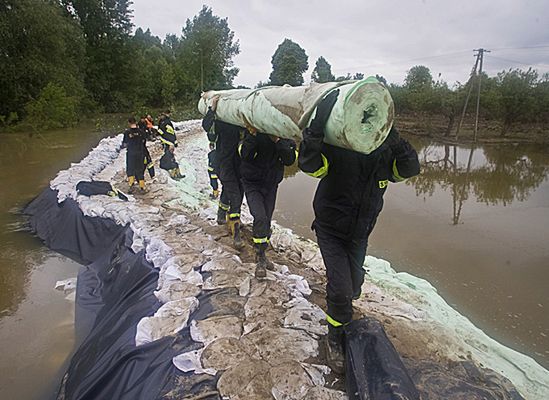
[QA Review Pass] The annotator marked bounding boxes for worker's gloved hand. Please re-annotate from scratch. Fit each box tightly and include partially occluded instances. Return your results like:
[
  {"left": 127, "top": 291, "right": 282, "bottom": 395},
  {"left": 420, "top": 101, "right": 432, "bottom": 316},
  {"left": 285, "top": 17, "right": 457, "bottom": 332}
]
[
  {"left": 385, "top": 127, "right": 407, "bottom": 156},
  {"left": 309, "top": 89, "right": 340, "bottom": 137}
]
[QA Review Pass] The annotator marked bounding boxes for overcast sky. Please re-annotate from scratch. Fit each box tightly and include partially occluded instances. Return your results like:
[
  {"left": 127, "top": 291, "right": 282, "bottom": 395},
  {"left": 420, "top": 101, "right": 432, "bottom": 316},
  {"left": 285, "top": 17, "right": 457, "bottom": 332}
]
[{"left": 131, "top": 0, "right": 549, "bottom": 88}]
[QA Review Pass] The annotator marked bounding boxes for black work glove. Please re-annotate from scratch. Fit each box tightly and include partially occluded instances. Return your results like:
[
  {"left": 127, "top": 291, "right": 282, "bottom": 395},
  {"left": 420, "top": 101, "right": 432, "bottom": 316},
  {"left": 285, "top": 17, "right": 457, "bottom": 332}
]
[
  {"left": 309, "top": 89, "right": 339, "bottom": 137},
  {"left": 385, "top": 127, "right": 409, "bottom": 157}
]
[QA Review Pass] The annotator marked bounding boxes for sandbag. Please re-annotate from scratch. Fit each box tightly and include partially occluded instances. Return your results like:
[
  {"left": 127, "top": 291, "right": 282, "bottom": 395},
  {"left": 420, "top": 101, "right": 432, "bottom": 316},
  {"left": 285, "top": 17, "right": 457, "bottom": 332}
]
[
  {"left": 345, "top": 317, "right": 420, "bottom": 400},
  {"left": 198, "top": 77, "right": 394, "bottom": 155}
]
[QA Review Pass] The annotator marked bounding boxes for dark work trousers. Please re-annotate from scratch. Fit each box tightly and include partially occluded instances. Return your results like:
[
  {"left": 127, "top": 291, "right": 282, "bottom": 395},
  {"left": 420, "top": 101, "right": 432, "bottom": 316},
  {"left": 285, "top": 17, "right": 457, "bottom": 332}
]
[
  {"left": 218, "top": 153, "right": 243, "bottom": 219},
  {"left": 126, "top": 151, "right": 145, "bottom": 180},
  {"left": 208, "top": 170, "right": 219, "bottom": 191},
  {"left": 144, "top": 146, "right": 155, "bottom": 178},
  {"left": 219, "top": 188, "right": 230, "bottom": 210},
  {"left": 220, "top": 178, "right": 243, "bottom": 219},
  {"left": 244, "top": 184, "right": 278, "bottom": 242},
  {"left": 315, "top": 228, "right": 368, "bottom": 325}
]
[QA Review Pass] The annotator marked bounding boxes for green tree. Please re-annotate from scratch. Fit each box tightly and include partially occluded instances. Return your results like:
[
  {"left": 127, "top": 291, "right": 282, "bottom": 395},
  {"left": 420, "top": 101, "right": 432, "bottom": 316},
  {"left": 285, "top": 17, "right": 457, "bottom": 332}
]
[
  {"left": 335, "top": 73, "right": 352, "bottom": 82},
  {"left": 375, "top": 74, "right": 387, "bottom": 85},
  {"left": 0, "top": 0, "right": 86, "bottom": 122},
  {"left": 405, "top": 65, "right": 433, "bottom": 91},
  {"left": 61, "top": 0, "right": 136, "bottom": 111},
  {"left": 176, "top": 5, "right": 240, "bottom": 98},
  {"left": 496, "top": 68, "right": 538, "bottom": 133},
  {"left": 25, "top": 83, "right": 79, "bottom": 130},
  {"left": 311, "top": 56, "right": 335, "bottom": 83},
  {"left": 269, "top": 39, "right": 308, "bottom": 86},
  {"left": 533, "top": 73, "right": 549, "bottom": 123}
]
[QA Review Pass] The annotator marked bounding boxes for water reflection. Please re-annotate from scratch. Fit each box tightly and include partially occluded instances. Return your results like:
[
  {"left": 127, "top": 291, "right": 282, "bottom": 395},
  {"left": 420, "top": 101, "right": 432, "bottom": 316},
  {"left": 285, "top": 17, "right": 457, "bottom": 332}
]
[{"left": 409, "top": 141, "right": 549, "bottom": 224}]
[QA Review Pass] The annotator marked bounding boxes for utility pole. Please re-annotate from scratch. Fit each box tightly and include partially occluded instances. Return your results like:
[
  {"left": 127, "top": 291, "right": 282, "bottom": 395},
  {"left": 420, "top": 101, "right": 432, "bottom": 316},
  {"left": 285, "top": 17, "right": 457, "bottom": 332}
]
[
  {"left": 455, "top": 53, "right": 480, "bottom": 139},
  {"left": 455, "top": 48, "right": 489, "bottom": 141},
  {"left": 473, "top": 48, "right": 490, "bottom": 141}
]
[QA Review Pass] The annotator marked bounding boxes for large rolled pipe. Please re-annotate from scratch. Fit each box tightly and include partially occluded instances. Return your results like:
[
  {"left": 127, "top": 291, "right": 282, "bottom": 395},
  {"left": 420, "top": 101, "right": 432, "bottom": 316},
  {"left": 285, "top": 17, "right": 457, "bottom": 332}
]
[{"left": 198, "top": 77, "right": 394, "bottom": 155}]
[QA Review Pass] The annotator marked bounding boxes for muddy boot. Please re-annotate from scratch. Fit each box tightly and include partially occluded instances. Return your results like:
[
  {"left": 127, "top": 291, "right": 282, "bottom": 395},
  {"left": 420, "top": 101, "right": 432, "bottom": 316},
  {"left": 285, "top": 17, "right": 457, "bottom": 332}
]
[
  {"left": 255, "top": 242, "right": 274, "bottom": 271},
  {"left": 233, "top": 221, "right": 244, "bottom": 250},
  {"left": 326, "top": 325, "right": 346, "bottom": 375},
  {"left": 254, "top": 244, "right": 267, "bottom": 278},
  {"left": 228, "top": 218, "right": 244, "bottom": 250},
  {"left": 216, "top": 207, "right": 227, "bottom": 225}
]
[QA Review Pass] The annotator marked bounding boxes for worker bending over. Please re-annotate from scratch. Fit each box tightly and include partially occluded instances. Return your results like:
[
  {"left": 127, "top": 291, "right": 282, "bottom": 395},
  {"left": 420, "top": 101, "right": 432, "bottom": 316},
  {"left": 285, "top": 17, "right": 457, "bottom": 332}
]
[
  {"left": 240, "top": 129, "right": 296, "bottom": 278},
  {"left": 298, "top": 90, "right": 420, "bottom": 373},
  {"left": 202, "top": 95, "right": 245, "bottom": 249},
  {"left": 122, "top": 116, "right": 147, "bottom": 194}
]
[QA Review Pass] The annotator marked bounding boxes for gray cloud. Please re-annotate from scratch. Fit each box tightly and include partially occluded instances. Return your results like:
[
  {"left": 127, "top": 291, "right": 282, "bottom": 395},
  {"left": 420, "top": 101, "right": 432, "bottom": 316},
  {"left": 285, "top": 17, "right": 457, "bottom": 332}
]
[{"left": 132, "top": 0, "right": 549, "bottom": 88}]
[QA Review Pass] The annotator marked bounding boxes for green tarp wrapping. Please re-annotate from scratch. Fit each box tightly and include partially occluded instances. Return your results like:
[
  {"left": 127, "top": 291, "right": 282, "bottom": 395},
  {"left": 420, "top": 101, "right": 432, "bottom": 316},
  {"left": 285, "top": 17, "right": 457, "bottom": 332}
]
[{"left": 198, "top": 77, "right": 394, "bottom": 154}]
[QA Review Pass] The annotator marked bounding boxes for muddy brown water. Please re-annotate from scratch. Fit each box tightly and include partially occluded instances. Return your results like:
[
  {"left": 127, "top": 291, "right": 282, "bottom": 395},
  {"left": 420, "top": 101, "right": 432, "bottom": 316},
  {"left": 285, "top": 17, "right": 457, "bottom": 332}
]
[
  {"left": 0, "top": 128, "right": 548, "bottom": 399},
  {"left": 0, "top": 127, "right": 108, "bottom": 400}
]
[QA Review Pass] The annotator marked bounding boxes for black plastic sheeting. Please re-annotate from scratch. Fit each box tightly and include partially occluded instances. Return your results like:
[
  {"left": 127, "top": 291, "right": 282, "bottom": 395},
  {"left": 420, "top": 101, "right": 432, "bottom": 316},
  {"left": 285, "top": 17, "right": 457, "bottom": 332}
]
[
  {"left": 345, "top": 318, "right": 420, "bottom": 400},
  {"left": 26, "top": 188, "right": 425, "bottom": 400},
  {"left": 25, "top": 188, "right": 219, "bottom": 400}
]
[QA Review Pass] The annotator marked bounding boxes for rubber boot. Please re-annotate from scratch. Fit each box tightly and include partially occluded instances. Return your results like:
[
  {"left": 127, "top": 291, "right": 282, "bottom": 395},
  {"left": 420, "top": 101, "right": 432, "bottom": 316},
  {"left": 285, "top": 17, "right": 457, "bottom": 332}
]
[
  {"left": 128, "top": 176, "right": 136, "bottom": 194},
  {"left": 326, "top": 325, "right": 346, "bottom": 375},
  {"left": 255, "top": 242, "right": 274, "bottom": 272},
  {"left": 254, "top": 244, "right": 267, "bottom": 279},
  {"left": 228, "top": 218, "right": 244, "bottom": 250},
  {"left": 138, "top": 179, "right": 148, "bottom": 194},
  {"left": 217, "top": 207, "right": 227, "bottom": 225}
]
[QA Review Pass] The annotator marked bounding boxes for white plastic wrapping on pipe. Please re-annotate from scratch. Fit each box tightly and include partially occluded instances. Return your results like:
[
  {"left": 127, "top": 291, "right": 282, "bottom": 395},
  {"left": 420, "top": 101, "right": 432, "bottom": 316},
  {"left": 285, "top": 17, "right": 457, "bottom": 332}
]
[{"left": 198, "top": 77, "right": 394, "bottom": 154}]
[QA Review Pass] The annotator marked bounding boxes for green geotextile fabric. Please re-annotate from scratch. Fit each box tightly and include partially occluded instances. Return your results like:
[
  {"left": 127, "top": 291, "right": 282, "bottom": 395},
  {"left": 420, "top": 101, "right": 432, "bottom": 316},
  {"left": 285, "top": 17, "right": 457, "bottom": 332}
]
[{"left": 198, "top": 77, "right": 394, "bottom": 154}]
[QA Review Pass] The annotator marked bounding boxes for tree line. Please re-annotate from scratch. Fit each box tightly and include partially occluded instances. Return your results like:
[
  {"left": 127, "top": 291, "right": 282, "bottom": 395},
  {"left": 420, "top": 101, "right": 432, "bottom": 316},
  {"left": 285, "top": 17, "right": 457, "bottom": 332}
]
[
  {"left": 0, "top": 1, "right": 239, "bottom": 129},
  {"left": 388, "top": 65, "right": 549, "bottom": 136},
  {"left": 1, "top": 1, "right": 548, "bottom": 135}
]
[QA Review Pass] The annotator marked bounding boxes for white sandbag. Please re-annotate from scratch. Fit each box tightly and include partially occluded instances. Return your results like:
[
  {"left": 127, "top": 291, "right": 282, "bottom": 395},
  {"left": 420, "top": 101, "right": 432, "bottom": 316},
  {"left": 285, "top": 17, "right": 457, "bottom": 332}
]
[{"left": 198, "top": 77, "right": 394, "bottom": 154}]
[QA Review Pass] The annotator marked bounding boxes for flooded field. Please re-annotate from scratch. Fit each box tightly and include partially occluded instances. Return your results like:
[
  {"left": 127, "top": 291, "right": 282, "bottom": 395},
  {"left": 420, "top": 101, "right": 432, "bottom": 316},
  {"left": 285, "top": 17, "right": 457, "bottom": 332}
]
[{"left": 0, "top": 128, "right": 548, "bottom": 399}]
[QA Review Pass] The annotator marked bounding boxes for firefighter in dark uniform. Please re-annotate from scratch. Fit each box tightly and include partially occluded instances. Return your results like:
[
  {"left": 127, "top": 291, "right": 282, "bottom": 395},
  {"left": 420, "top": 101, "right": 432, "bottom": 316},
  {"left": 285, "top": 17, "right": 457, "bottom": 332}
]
[
  {"left": 240, "top": 129, "right": 297, "bottom": 278},
  {"left": 157, "top": 110, "right": 177, "bottom": 150},
  {"left": 138, "top": 115, "right": 155, "bottom": 179},
  {"left": 202, "top": 95, "right": 245, "bottom": 249},
  {"left": 122, "top": 116, "right": 147, "bottom": 193},
  {"left": 298, "top": 90, "right": 420, "bottom": 373},
  {"left": 207, "top": 142, "right": 220, "bottom": 199}
]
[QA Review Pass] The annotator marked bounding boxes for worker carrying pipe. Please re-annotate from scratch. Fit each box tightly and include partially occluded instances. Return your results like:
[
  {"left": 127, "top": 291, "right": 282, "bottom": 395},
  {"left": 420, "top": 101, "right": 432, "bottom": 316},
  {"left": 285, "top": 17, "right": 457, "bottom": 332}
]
[{"left": 198, "top": 76, "right": 394, "bottom": 155}]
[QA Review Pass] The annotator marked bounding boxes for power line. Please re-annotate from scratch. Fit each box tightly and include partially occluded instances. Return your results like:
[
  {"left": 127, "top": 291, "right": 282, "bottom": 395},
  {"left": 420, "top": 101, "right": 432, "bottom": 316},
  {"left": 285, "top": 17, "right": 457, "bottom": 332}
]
[
  {"left": 330, "top": 47, "right": 549, "bottom": 75},
  {"left": 490, "top": 44, "right": 549, "bottom": 51},
  {"left": 331, "top": 50, "right": 472, "bottom": 72},
  {"left": 485, "top": 54, "right": 549, "bottom": 69}
]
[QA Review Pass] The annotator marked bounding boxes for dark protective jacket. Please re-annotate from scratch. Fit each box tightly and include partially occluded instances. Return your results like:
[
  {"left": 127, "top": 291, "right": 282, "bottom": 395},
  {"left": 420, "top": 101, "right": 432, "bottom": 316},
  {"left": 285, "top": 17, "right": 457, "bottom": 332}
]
[
  {"left": 202, "top": 108, "right": 244, "bottom": 182},
  {"left": 298, "top": 127, "right": 420, "bottom": 242},
  {"left": 158, "top": 116, "right": 177, "bottom": 147},
  {"left": 240, "top": 132, "right": 297, "bottom": 188},
  {"left": 122, "top": 127, "right": 145, "bottom": 156}
]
